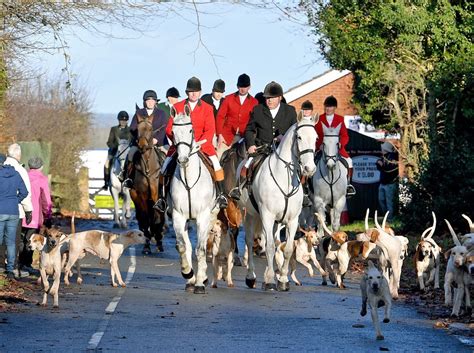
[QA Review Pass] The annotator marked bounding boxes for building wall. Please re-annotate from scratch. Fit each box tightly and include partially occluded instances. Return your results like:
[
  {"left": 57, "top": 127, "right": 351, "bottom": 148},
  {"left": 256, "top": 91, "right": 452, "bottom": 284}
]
[{"left": 287, "top": 73, "right": 358, "bottom": 116}]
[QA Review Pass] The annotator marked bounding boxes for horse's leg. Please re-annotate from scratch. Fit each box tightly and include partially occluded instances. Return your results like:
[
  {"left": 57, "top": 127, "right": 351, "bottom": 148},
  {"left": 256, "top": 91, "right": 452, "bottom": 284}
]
[
  {"left": 124, "top": 188, "right": 132, "bottom": 219},
  {"left": 331, "top": 197, "right": 345, "bottom": 231},
  {"left": 152, "top": 209, "right": 165, "bottom": 252},
  {"left": 111, "top": 188, "right": 120, "bottom": 228},
  {"left": 244, "top": 214, "right": 257, "bottom": 288},
  {"left": 172, "top": 210, "right": 195, "bottom": 290},
  {"left": 135, "top": 201, "right": 151, "bottom": 254},
  {"left": 261, "top": 209, "right": 277, "bottom": 291},
  {"left": 278, "top": 218, "right": 298, "bottom": 291},
  {"left": 194, "top": 211, "right": 211, "bottom": 294}
]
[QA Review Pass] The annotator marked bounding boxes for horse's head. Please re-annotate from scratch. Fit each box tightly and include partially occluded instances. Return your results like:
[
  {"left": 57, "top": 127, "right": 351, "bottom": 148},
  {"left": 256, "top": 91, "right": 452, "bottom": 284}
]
[
  {"left": 295, "top": 112, "right": 318, "bottom": 177},
  {"left": 322, "top": 124, "right": 341, "bottom": 170},
  {"left": 136, "top": 113, "right": 153, "bottom": 151},
  {"left": 171, "top": 105, "right": 200, "bottom": 168}
]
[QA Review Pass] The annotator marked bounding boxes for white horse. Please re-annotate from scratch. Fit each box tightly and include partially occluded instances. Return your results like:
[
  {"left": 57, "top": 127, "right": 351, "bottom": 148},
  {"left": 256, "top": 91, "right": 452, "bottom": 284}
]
[
  {"left": 110, "top": 139, "right": 132, "bottom": 228},
  {"left": 239, "top": 113, "right": 318, "bottom": 291},
  {"left": 170, "top": 107, "right": 216, "bottom": 294},
  {"left": 311, "top": 124, "right": 347, "bottom": 233}
]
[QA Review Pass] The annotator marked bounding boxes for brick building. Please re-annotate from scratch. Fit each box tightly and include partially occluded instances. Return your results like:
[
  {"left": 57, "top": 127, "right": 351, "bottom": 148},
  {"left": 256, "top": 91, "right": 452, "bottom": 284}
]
[{"left": 285, "top": 69, "right": 357, "bottom": 116}]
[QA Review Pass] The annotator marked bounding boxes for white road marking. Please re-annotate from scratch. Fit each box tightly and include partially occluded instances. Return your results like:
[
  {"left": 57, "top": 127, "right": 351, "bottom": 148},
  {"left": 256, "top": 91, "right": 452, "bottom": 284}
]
[{"left": 87, "top": 247, "right": 136, "bottom": 350}]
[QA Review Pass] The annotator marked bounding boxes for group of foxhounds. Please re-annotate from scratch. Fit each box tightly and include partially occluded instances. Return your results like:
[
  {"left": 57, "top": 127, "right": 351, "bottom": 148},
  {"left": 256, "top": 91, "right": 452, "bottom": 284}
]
[{"left": 29, "top": 210, "right": 473, "bottom": 341}]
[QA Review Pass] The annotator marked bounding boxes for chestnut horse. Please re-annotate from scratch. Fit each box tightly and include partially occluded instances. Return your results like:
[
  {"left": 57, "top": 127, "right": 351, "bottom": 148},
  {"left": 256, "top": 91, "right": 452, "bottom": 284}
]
[{"left": 129, "top": 113, "right": 165, "bottom": 254}]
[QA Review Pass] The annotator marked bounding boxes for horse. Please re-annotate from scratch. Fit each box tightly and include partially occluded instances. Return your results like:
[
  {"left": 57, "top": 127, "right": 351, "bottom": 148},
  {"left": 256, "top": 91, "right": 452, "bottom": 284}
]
[
  {"left": 238, "top": 112, "right": 318, "bottom": 291},
  {"left": 129, "top": 113, "right": 166, "bottom": 254},
  {"left": 311, "top": 124, "right": 347, "bottom": 234},
  {"left": 109, "top": 139, "right": 132, "bottom": 228},
  {"left": 169, "top": 106, "right": 217, "bottom": 294}
]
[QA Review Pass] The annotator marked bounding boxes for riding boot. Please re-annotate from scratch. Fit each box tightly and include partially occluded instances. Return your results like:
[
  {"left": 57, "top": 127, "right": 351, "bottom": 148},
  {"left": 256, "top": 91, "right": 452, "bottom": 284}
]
[
  {"left": 229, "top": 168, "right": 248, "bottom": 201},
  {"left": 346, "top": 167, "right": 356, "bottom": 197},
  {"left": 123, "top": 161, "right": 134, "bottom": 189},
  {"left": 215, "top": 169, "right": 228, "bottom": 209},
  {"left": 301, "top": 175, "right": 312, "bottom": 207},
  {"left": 154, "top": 174, "right": 168, "bottom": 212},
  {"left": 102, "top": 165, "right": 110, "bottom": 190}
]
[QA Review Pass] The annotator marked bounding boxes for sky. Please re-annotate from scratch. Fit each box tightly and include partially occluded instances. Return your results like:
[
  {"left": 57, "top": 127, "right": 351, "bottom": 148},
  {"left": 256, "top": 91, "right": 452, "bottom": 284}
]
[{"left": 27, "top": 2, "right": 329, "bottom": 116}]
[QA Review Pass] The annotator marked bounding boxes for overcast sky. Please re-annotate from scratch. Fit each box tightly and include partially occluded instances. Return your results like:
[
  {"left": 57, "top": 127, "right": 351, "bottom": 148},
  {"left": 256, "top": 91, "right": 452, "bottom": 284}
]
[{"left": 27, "top": 2, "right": 328, "bottom": 116}]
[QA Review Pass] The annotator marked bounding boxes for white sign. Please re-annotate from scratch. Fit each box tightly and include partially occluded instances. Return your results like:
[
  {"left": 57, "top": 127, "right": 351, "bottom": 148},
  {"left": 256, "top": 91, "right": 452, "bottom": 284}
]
[{"left": 352, "top": 155, "right": 380, "bottom": 184}]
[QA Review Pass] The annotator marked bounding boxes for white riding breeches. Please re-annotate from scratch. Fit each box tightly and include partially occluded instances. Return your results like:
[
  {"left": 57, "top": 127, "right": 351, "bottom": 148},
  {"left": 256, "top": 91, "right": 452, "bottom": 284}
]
[{"left": 209, "top": 155, "right": 222, "bottom": 171}]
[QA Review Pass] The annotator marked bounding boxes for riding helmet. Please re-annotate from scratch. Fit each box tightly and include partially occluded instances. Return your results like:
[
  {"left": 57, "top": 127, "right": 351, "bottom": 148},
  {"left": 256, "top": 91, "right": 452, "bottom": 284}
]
[
  {"left": 166, "top": 87, "right": 180, "bottom": 98},
  {"left": 143, "top": 90, "right": 158, "bottom": 101},
  {"left": 185, "top": 77, "right": 202, "bottom": 92},
  {"left": 212, "top": 79, "right": 225, "bottom": 93},
  {"left": 263, "top": 81, "right": 283, "bottom": 98},
  {"left": 117, "top": 111, "right": 129, "bottom": 120},
  {"left": 237, "top": 73, "right": 251, "bottom": 88},
  {"left": 323, "top": 95, "right": 338, "bottom": 107},
  {"left": 301, "top": 100, "right": 313, "bottom": 110}
]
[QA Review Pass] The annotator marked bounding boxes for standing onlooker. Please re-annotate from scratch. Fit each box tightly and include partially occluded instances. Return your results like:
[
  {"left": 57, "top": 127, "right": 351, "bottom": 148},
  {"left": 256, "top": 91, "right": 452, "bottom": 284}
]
[
  {"left": 376, "top": 142, "right": 399, "bottom": 221},
  {"left": 216, "top": 73, "right": 258, "bottom": 159},
  {"left": 201, "top": 79, "right": 226, "bottom": 119},
  {"left": 4, "top": 143, "right": 33, "bottom": 278},
  {"left": 18, "top": 157, "right": 52, "bottom": 273},
  {"left": 0, "top": 153, "right": 28, "bottom": 279}
]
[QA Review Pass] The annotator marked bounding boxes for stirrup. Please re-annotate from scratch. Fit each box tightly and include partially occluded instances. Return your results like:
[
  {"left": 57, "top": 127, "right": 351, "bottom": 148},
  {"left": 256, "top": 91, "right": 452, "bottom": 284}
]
[
  {"left": 153, "top": 199, "right": 167, "bottom": 212},
  {"left": 346, "top": 184, "right": 356, "bottom": 197},
  {"left": 217, "top": 194, "right": 228, "bottom": 209},
  {"left": 123, "top": 178, "right": 133, "bottom": 189},
  {"left": 229, "top": 187, "right": 241, "bottom": 201},
  {"left": 117, "top": 171, "right": 125, "bottom": 182}
]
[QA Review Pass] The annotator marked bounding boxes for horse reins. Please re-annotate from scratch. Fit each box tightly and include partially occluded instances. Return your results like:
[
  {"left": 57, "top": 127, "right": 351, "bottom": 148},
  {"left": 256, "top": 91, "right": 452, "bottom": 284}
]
[{"left": 318, "top": 134, "right": 342, "bottom": 208}]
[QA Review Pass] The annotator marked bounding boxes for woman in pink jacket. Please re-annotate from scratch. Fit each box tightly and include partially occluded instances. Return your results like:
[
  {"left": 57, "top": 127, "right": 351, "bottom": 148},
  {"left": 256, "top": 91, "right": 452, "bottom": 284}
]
[{"left": 18, "top": 157, "right": 52, "bottom": 272}]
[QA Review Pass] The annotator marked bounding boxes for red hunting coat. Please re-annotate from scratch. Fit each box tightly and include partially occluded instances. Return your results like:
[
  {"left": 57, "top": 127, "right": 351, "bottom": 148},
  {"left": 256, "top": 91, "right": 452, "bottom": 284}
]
[
  {"left": 216, "top": 92, "right": 258, "bottom": 145},
  {"left": 315, "top": 113, "right": 350, "bottom": 158},
  {"left": 166, "top": 99, "right": 217, "bottom": 157}
]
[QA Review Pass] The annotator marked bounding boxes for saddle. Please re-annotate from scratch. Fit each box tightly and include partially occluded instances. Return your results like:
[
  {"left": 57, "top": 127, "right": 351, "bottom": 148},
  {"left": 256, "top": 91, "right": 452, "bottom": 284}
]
[
  {"left": 246, "top": 146, "right": 272, "bottom": 186},
  {"left": 221, "top": 139, "right": 247, "bottom": 164},
  {"left": 198, "top": 151, "right": 217, "bottom": 181},
  {"left": 161, "top": 151, "right": 218, "bottom": 182}
]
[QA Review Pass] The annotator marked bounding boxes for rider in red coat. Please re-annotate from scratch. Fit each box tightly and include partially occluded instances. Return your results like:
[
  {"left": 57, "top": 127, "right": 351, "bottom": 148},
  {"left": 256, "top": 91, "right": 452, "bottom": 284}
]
[
  {"left": 155, "top": 77, "right": 228, "bottom": 211},
  {"left": 314, "top": 96, "right": 356, "bottom": 196},
  {"left": 216, "top": 73, "right": 258, "bottom": 159}
]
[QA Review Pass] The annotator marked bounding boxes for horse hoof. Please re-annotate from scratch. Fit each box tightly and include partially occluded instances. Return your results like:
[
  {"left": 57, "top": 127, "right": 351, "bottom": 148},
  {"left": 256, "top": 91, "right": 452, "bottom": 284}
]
[
  {"left": 383, "top": 318, "right": 390, "bottom": 323},
  {"left": 185, "top": 283, "right": 195, "bottom": 292},
  {"left": 194, "top": 286, "right": 206, "bottom": 294},
  {"left": 113, "top": 223, "right": 120, "bottom": 229},
  {"left": 322, "top": 280, "right": 327, "bottom": 286},
  {"left": 376, "top": 335, "right": 384, "bottom": 341},
  {"left": 277, "top": 281, "right": 290, "bottom": 292},
  {"left": 156, "top": 243, "right": 164, "bottom": 253},
  {"left": 181, "top": 269, "right": 194, "bottom": 279},
  {"left": 245, "top": 277, "right": 256, "bottom": 289},
  {"left": 211, "top": 284, "right": 217, "bottom": 288},
  {"left": 142, "top": 245, "right": 151, "bottom": 255},
  {"left": 263, "top": 283, "right": 277, "bottom": 291}
]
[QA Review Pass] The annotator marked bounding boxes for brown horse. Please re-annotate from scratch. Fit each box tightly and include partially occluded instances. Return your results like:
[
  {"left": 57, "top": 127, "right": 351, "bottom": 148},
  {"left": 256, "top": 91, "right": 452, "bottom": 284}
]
[{"left": 129, "top": 113, "right": 165, "bottom": 254}]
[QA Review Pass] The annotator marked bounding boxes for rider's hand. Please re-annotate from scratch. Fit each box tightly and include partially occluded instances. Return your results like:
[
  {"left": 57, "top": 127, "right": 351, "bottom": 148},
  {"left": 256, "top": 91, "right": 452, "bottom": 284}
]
[
  {"left": 217, "top": 134, "right": 225, "bottom": 148},
  {"left": 152, "top": 138, "right": 158, "bottom": 145},
  {"left": 247, "top": 145, "right": 257, "bottom": 154},
  {"left": 25, "top": 211, "right": 33, "bottom": 225}
]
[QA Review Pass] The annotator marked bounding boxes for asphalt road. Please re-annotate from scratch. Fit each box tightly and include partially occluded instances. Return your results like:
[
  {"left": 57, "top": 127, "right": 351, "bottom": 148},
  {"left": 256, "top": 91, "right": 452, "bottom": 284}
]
[{"left": 0, "top": 220, "right": 471, "bottom": 353}]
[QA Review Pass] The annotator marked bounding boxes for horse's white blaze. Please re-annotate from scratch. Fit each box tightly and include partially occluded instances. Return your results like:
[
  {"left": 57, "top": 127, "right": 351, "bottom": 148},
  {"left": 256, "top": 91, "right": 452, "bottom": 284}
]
[
  {"left": 239, "top": 116, "right": 317, "bottom": 288},
  {"left": 170, "top": 112, "right": 216, "bottom": 289},
  {"left": 312, "top": 124, "right": 347, "bottom": 233},
  {"left": 110, "top": 139, "right": 131, "bottom": 228}
]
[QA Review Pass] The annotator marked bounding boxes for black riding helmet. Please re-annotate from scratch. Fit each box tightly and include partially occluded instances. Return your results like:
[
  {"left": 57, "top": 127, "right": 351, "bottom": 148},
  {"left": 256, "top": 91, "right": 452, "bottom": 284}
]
[
  {"left": 143, "top": 90, "right": 158, "bottom": 101},
  {"left": 117, "top": 111, "right": 129, "bottom": 121},
  {"left": 324, "top": 95, "right": 338, "bottom": 107}
]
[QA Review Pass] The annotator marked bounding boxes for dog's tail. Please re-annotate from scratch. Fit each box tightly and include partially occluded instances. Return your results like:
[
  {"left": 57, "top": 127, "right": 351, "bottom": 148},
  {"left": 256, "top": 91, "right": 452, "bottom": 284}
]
[{"left": 71, "top": 211, "right": 76, "bottom": 234}]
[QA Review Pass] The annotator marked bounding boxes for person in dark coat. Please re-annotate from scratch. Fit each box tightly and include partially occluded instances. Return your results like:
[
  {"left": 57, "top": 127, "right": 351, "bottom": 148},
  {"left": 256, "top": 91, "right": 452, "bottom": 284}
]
[
  {"left": 157, "top": 87, "right": 180, "bottom": 119},
  {"left": 122, "top": 90, "right": 168, "bottom": 188},
  {"left": 201, "top": 79, "right": 225, "bottom": 119},
  {"left": 0, "top": 153, "right": 28, "bottom": 279},
  {"left": 376, "top": 142, "right": 399, "bottom": 221},
  {"left": 102, "top": 111, "right": 132, "bottom": 189},
  {"left": 230, "top": 81, "right": 296, "bottom": 200}
]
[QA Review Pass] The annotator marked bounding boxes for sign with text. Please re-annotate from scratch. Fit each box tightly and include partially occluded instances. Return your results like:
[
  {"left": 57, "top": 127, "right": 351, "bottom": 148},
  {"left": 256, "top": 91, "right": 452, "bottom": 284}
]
[{"left": 352, "top": 155, "right": 380, "bottom": 184}]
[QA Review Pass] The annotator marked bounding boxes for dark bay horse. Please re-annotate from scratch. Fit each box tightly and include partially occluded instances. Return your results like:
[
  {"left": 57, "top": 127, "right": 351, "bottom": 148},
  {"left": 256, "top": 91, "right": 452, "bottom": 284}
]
[{"left": 129, "top": 113, "right": 165, "bottom": 254}]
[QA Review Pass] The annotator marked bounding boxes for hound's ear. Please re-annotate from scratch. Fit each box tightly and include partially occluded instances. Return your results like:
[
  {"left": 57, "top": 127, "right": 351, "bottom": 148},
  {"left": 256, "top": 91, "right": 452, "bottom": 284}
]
[
  {"left": 170, "top": 105, "right": 177, "bottom": 118},
  {"left": 39, "top": 225, "right": 48, "bottom": 235},
  {"left": 368, "top": 260, "right": 375, "bottom": 269},
  {"left": 299, "top": 227, "right": 307, "bottom": 235},
  {"left": 444, "top": 249, "right": 452, "bottom": 260},
  {"left": 184, "top": 104, "right": 191, "bottom": 116}
]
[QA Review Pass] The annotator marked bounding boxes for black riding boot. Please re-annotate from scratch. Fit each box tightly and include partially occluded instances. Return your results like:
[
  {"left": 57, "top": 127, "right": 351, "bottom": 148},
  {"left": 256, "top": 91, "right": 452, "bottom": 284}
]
[
  {"left": 216, "top": 180, "right": 228, "bottom": 209},
  {"left": 346, "top": 167, "right": 356, "bottom": 197},
  {"left": 154, "top": 175, "right": 168, "bottom": 212},
  {"left": 102, "top": 165, "right": 110, "bottom": 190}
]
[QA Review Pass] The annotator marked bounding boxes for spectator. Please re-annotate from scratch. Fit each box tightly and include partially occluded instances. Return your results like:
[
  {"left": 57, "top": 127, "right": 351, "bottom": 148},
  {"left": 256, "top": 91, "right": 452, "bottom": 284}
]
[
  {"left": 4, "top": 143, "right": 33, "bottom": 278},
  {"left": 376, "top": 142, "right": 399, "bottom": 221},
  {"left": 19, "top": 157, "right": 52, "bottom": 273},
  {"left": 0, "top": 153, "right": 28, "bottom": 279}
]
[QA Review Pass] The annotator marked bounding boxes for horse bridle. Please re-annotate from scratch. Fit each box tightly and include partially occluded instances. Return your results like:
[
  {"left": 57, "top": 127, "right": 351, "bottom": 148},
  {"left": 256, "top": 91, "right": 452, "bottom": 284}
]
[
  {"left": 172, "top": 121, "right": 198, "bottom": 161},
  {"left": 321, "top": 134, "right": 340, "bottom": 165},
  {"left": 137, "top": 118, "right": 165, "bottom": 151}
]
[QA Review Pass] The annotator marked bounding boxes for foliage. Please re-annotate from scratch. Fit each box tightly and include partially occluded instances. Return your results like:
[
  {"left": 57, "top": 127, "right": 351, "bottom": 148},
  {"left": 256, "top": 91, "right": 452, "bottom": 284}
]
[
  {"left": 8, "top": 78, "right": 92, "bottom": 211},
  {"left": 300, "top": 0, "right": 473, "bottom": 179}
]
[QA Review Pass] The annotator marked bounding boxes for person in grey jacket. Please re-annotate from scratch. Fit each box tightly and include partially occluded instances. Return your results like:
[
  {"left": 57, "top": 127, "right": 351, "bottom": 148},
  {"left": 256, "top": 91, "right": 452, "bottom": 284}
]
[{"left": 0, "top": 153, "right": 28, "bottom": 279}]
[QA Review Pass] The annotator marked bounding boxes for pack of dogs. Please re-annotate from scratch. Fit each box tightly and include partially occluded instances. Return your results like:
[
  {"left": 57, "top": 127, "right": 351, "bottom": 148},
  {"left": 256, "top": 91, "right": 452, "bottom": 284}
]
[{"left": 27, "top": 209, "right": 473, "bottom": 340}]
